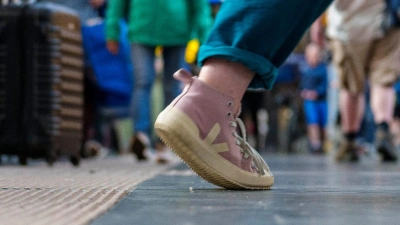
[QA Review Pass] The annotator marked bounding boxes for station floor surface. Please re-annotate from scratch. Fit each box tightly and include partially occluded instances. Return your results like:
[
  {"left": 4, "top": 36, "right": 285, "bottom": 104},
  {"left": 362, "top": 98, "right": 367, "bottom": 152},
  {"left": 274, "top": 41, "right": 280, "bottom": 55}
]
[{"left": 2, "top": 152, "right": 400, "bottom": 225}]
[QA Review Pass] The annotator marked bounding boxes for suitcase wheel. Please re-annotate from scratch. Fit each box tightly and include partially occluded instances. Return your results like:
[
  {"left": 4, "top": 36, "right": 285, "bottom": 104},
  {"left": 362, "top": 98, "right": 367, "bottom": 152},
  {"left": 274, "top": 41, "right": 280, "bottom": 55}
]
[
  {"left": 46, "top": 154, "right": 57, "bottom": 167},
  {"left": 70, "top": 156, "right": 80, "bottom": 167}
]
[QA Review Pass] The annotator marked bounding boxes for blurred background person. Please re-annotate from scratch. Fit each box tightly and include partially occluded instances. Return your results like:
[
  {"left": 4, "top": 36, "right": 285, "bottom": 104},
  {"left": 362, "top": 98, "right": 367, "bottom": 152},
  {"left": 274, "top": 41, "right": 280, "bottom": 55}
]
[
  {"left": 105, "top": 0, "right": 212, "bottom": 163},
  {"left": 299, "top": 43, "right": 328, "bottom": 154},
  {"left": 325, "top": 0, "right": 400, "bottom": 162}
]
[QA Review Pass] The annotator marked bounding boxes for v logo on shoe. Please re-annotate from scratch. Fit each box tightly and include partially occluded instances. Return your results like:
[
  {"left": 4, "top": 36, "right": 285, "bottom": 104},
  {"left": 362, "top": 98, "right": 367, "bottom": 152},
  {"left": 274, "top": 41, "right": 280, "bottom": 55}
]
[
  {"left": 204, "top": 123, "right": 229, "bottom": 153},
  {"left": 158, "top": 107, "right": 229, "bottom": 154}
]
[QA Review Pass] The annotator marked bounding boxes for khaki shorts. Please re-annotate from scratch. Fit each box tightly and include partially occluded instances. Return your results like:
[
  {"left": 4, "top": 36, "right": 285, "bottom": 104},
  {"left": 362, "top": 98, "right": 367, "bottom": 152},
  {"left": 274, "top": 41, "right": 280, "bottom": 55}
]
[{"left": 330, "top": 28, "right": 400, "bottom": 94}]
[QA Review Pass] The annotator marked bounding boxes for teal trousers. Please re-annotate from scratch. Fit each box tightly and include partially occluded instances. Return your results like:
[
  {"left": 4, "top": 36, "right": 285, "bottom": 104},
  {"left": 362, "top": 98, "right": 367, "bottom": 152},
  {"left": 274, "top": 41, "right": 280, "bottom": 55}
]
[{"left": 198, "top": 0, "right": 333, "bottom": 89}]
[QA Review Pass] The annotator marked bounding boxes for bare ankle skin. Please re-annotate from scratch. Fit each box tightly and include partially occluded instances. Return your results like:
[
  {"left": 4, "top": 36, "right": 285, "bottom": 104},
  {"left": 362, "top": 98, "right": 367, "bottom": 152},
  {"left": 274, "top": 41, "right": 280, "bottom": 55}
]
[{"left": 198, "top": 58, "right": 255, "bottom": 110}]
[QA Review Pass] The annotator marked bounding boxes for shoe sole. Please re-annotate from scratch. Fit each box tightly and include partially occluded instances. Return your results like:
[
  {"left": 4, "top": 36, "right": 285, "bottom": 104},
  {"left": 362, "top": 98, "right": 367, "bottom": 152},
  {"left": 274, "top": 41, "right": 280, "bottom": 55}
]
[{"left": 155, "top": 107, "right": 274, "bottom": 190}]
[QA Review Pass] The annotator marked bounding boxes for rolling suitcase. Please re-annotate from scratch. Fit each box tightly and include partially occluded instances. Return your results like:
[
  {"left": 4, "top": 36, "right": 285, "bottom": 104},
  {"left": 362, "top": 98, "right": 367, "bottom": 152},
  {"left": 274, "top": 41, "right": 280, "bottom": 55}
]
[{"left": 0, "top": 2, "right": 83, "bottom": 166}]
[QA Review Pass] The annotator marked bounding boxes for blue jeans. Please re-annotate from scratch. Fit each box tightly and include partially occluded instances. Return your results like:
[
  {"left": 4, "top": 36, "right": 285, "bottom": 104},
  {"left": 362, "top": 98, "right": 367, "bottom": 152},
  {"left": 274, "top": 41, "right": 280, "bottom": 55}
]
[
  {"left": 198, "top": 0, "right": 332, "bottom": 89},
  {"left": 130, "top": 43, "right": 185, "bottom": 137}
]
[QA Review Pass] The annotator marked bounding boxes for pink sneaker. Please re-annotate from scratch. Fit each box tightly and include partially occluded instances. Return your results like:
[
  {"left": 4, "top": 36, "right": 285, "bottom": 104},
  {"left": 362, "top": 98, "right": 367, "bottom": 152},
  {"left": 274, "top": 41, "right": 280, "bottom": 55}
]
[{"left": 154, "top": 69, "right": 273, "bottom": 189}]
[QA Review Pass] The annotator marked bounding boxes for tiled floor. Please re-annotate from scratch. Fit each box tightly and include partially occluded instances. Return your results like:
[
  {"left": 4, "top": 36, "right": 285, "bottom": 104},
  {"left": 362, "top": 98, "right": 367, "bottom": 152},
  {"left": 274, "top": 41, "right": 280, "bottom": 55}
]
[{"left": 0, "top": 155, "right": 178, "bottom": 225}]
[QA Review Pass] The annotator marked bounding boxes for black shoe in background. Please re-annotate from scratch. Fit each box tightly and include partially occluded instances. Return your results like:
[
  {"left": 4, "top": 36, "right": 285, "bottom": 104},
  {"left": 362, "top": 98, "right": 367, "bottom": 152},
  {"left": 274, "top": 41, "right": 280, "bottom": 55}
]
[
  {"left": 130, "top": 133, "right": 150, "bottom": 161},
  {"left": 376, "top": 128, "right": 398, "bottom": 162}
]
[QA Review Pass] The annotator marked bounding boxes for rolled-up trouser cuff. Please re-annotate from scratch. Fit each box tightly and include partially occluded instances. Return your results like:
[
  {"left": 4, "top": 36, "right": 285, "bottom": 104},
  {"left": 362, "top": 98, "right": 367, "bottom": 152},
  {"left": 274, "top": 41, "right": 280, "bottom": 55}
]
[{"left": 198, "top": 45, "right": 277, "bottom": 89}]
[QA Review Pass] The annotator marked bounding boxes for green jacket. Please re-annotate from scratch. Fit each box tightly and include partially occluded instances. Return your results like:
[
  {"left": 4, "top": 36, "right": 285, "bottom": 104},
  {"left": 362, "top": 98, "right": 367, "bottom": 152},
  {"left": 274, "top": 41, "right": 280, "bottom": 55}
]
[{"left": 106, "top": 0, "right": 213, "bottom": 46}]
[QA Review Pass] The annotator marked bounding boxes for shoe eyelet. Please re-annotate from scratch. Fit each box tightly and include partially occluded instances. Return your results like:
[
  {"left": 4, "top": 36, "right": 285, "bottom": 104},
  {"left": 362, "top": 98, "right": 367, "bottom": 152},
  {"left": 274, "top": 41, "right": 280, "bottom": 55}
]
[
  {"left": 227, "top": 112, "right": 232, "bottom": 117},
  {"left": 227, "top": 101, "right": 233, "bottom": 107}
]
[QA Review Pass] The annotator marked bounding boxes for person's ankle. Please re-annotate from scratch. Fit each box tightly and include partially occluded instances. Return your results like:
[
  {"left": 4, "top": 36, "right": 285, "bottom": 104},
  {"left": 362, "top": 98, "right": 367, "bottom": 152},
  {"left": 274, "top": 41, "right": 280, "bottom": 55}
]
[
  {"left": 198, "top": 58, "right": 254, "bottom": 104},
  {"left": 376, "top": 122, "right": 389, "bottom": 132}
]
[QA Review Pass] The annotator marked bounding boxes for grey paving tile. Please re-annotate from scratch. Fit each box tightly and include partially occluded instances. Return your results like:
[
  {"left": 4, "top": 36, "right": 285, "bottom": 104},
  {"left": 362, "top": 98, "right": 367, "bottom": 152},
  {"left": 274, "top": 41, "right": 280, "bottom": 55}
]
[{"left": 92, "top": 154, "right": 400, "bottom": 225}]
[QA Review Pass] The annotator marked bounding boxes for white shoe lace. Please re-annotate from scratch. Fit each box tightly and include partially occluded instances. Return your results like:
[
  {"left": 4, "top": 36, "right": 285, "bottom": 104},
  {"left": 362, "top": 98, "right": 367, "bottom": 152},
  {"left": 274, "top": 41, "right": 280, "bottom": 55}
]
[{"left": 230, "top": 118, "right": 271, "bottom": 176}]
